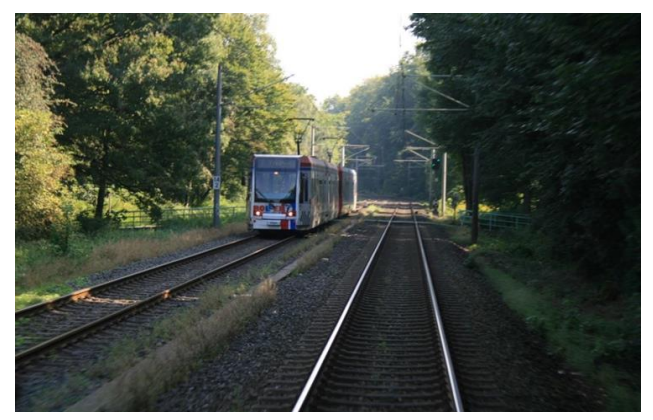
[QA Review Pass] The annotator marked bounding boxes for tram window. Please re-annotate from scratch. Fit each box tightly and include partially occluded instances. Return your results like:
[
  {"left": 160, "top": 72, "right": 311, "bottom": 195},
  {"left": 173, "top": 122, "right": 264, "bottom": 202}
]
[
  {"left": 254, "top": 169, "right": 297, "bottom": 203},
  {"left": 300, "top": 173, "right": 308, "bottom": 203}
]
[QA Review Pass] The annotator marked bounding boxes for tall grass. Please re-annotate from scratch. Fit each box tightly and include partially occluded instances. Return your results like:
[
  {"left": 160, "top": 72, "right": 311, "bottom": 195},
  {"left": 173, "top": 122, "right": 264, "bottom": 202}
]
[{"left": 15, "top": 222, "right": 248, "bottom": 309}]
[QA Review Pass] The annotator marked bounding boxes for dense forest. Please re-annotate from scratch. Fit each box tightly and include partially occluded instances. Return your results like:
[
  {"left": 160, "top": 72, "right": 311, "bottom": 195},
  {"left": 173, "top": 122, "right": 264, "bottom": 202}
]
[
  {"left": 411, "top": 14, "right": 640, "bottom": 292},
  {"left": 15, "top": 13, "right": 639, "bottom": 292}
]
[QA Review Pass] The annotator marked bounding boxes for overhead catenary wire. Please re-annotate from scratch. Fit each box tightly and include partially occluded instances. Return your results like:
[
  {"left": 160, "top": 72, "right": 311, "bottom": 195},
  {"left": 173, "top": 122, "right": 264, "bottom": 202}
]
[{"left": 415, "top": 79, "right": 470, "bottom": 109}]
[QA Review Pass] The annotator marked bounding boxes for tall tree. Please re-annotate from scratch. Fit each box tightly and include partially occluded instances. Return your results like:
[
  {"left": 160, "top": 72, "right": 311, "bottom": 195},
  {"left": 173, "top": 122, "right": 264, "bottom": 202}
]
[
  {"left": 411, "top": 14, "right": 640, "bottom": 286},
  {"left": 15, "top": 33, "right": 72, "bottom": 238},
  {"left": 216, "top": 14, "right": 296, "bottom": 199},
  {"left": 16, "top": 14, "right": 298, "bottom": 212}
]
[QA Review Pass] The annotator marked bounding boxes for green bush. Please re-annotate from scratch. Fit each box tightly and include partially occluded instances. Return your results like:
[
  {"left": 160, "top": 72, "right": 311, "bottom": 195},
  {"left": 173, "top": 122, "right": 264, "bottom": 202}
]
[{"left": 76, "top": 212, "right": 121, "bottom": 236}]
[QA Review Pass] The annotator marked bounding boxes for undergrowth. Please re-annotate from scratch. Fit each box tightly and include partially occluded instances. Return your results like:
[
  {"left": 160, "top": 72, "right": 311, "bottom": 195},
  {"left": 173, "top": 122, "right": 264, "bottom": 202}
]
[
  {"left": 448, "top": 225, "right": 640, "bottom": 411},
  {"left": 15, "top": 222, "right": 248, "bottom": 310}
]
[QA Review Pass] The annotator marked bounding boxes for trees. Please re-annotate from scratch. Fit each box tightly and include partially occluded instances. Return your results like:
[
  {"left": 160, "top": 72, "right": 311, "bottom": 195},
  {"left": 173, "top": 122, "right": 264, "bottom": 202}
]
[
  {"left": 217, "top": 14, "right": 296, "bottom": 199},
  {"left": 17, "top": 14, "right": 217, "bottom": 216},
  {"left": 410, "top": 14, "right": 640, "bottom": 286},
  {"left": 342, "top": 55, "right": 428, "bottom": 197},
  {"left": 16, "top": 14, "right": 297, "bottom": 213},
  {"left": 15, "top": 33, "right": 72, "bottom": 238}
]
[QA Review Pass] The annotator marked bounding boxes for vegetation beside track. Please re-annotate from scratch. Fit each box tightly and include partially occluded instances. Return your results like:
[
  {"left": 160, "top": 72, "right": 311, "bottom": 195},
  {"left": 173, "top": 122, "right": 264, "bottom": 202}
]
[
  {"left": 446, "top": 224, "right": 640, "bottom": 411},
  {"left": 15, "top": 218, "right": 247, "bottom": 310}
]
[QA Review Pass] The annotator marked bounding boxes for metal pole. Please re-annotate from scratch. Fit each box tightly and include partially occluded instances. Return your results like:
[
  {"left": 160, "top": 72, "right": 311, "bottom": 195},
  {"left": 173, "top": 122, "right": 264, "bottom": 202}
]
[
  {"left": 471, "top": 144, "right": 480, "bottom": 244},
  {"left": 341, "top": 146, "right": 346, "bottom": 166},
  {"left": 213, "top": 63, "right": 223, "bottom": 228},
  {"left": 407, "top": 164, "right": 410, "bottom": 197},
  {"left": 295, "top": 133, "right": 302, "bottom": 155},
  {"left": 429, "top": 149, "right": 435, "bottom": 209},
  {"left": 310, "top": 124, "right": 315, "bottom": 156},
  {"left": 441, "top": 152, "right": 448, "bottom": 217}
]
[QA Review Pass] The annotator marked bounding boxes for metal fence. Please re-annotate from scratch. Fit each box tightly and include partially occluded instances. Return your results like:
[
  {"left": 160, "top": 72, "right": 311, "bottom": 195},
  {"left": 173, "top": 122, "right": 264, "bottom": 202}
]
[
  {"left": 119, "top": 206, "right": 246, "bottom": 229},
  {"left": 458, "top": 210, "right": 531, "bottom": 230}
]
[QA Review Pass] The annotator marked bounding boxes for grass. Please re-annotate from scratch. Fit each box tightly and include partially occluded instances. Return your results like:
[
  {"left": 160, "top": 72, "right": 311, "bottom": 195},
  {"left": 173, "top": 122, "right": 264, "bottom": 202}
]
[
  {"left": 15, "top": 222, "right": 248, "bottom": 310},
  {"left": 30, "top": 373, "right": 94, "bottom": 412},
  {"left": 292, "top": 235, "right": 337, "bottom": 274},
  {"left": 359, "top": 204, "right": 381, "bottom": 217},
  {"left": 447, "top": 225, "right": 641, "bottom": 411}
]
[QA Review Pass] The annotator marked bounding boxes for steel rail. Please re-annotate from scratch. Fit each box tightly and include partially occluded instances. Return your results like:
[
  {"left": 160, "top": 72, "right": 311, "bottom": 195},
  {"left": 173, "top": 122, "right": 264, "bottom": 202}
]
[
  {"left": 292, "top": 210, "right": 396, "bottom": 412},
  {"left": 412, "top": 207, "right": 464, "bottom": 412},
  {"left": 15, "top": 235, "right": 257, "bottom": 318},
  {"left": 15, "top": 236, "right": 294, "bottom": 364}
]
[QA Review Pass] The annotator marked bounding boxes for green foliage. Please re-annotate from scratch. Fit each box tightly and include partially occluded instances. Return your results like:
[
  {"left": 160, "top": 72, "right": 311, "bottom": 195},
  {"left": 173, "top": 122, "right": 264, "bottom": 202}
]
[
  {"left": 49, "top": 204, "right": 75, "bottom": 254},
  {"left": 15, "top": 33, "right": 72, "bottom": 239},
  {"left": 15, "top": 109, "right": 72, "bottom": 238},
  {"left": 17, "top": 14, "right": 218, "bottom": 216},
  {"left": 457, "top": 225, "right": 640, "bottom": 411},
  {"left": 410, "top": 14, "right": 640, "bottom": 289},
  {"left": 217, "top": 14, "right": 297, "bottom": 199},
  {"left": 16, "top": 14, "right": 299, "bottom": 216},
  {"left": 14, "top": 33, "right": 58, "bottom": 111},
  {"left": 76, "top": 212, "right": 121, "bottom": 236}
]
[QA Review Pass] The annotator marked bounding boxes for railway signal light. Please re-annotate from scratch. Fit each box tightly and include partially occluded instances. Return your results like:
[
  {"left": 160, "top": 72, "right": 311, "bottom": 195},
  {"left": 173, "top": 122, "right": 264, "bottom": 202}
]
[{"left": 431, "top": 157, "right": 441, "bottom": 171}]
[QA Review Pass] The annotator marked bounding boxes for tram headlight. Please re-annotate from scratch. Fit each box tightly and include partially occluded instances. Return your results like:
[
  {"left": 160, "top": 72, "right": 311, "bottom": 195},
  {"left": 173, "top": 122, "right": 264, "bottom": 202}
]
[
  {"left": 254, "top": 209, "right": 262, "bottom": 217},
  {"left": 286, "top": 210, "right": 295, "bottom": 217}
]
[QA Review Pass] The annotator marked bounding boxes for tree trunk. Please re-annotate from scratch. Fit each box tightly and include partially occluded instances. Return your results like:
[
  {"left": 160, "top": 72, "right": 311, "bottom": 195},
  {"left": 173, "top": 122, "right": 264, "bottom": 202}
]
[
  {"left": 94, "top": 135, "right": 109, "bottom": 219},
  {"left": 95, "top": 177, "right": 107, "bottom": 219}
]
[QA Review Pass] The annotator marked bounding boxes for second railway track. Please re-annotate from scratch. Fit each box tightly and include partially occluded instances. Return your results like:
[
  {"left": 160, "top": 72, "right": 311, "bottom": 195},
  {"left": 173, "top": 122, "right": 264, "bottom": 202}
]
[
  {"left": 15, "top": 235, "right": 292, "bottom": 363},
  {"left": 16, "top": 232, "right": 300, "bottom": 410}
]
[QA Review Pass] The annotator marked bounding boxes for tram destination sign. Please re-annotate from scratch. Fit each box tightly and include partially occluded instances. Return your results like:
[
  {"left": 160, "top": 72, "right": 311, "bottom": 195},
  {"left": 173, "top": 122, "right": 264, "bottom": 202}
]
[{"left": 256, "top": 157, "right": 298, "bottom": 170}]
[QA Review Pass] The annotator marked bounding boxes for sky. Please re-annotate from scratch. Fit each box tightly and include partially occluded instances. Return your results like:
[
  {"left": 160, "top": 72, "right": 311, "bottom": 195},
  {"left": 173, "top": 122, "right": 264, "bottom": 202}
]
[{"left": 267, "top": 12, "right": 419, "bottom": 104}]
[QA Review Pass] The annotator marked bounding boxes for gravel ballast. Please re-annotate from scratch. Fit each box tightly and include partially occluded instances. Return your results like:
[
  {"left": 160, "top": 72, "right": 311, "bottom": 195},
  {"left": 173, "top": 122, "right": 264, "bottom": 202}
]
[
  {"left": 155, "top": 222, "right": 382, "bottom": 411},
  {"left": 156, "top": 214, "right": 604, "bottom": 411}
]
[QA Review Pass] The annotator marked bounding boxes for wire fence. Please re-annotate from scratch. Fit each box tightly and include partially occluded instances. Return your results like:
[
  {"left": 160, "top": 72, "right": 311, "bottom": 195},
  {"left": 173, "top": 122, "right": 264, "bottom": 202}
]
[
  {"left": 119, "top": 206, "right": 246, "bottom": 229},
  {"left": 458, "top": 210, "right": 531, "bottom": 231}
]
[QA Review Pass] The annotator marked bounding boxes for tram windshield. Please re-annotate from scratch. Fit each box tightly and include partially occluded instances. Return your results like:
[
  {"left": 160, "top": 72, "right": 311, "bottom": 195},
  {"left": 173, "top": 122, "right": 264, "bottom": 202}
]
[{"left": 254, "top": 157, "right": 297, "bottom": 203}]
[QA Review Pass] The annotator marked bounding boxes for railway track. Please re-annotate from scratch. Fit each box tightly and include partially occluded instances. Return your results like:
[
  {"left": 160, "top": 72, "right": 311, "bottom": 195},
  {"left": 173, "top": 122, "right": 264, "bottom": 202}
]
[
  {"left": 15, "top": 235, "right": 292, "bottom": 365},
  {"left": 256, "top": 205, "right": 463, "bottom": 411}
]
